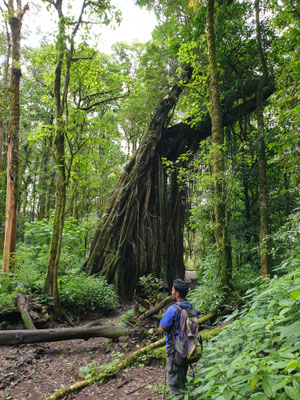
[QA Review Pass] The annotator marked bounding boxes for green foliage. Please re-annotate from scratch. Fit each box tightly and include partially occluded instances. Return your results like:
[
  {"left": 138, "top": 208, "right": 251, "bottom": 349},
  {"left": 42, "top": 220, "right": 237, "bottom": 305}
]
[
  {"left": 0, "top": 266, "right": 46, "bottom": 310},
  {"left": 59, "top": 273, "right": 118, "bottom": 314},
  {"left": 0, "top": 217, "right": 118, "bottom": 314},
  {"left": 138, "top": 274, "right": 164, "bottom": 304},
  {"left": 19, "top": 216, "right": 87, "bottom": 273},
  {"left": 188, "top": 254, "right": 225, "bottom": 313},
  {"left": 118, "top": 308, "right": 135, "bottom": 326},
  {"left": 270, "top": 211, "right": 300, "bottom": 274},
  {"left": 79, "top": 351, "right": 124, "bottom": 380},
  {"left": 186, "top": 266, "right": 300, "bottom": 399}
]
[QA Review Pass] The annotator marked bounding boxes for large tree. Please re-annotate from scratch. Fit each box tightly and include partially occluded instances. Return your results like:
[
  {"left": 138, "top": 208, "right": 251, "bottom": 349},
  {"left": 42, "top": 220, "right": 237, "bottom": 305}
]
[
  {"left": 43, "top": 0, "right": 123, "bottom": 316},
  {"left": 2, "top": 0, "right": 28, "bottom": 272},
  {"left": 205, "top": 0, "right": 232, "bottom": 287},
  {"left": 255, "top": 0, "right": 270, "bottom": 276}
]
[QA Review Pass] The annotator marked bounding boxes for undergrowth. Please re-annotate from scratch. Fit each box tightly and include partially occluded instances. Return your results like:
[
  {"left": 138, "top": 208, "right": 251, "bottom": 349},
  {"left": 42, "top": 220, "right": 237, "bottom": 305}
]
[
  {"left": 186, "top": 266, "right": 300, "bottom": 399},
  {"left": 0, "top": 217, "right": 118, "bottom": 314}
]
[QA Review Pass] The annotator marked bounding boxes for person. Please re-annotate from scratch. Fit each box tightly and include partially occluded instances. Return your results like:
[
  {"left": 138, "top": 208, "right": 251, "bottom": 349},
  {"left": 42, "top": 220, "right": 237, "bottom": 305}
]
[{"left": 158, "top": 278, "right": 197, "bottom": 398}]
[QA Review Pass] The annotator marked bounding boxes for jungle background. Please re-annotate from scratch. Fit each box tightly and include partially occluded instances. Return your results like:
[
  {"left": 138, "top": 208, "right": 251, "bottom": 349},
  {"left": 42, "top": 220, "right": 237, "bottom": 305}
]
[{"left": 0, "top": 0, "right": 299, "bottom": 399}]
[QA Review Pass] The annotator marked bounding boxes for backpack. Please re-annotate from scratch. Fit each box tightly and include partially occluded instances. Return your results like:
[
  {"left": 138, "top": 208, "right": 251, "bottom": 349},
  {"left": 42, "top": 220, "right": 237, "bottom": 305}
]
[{"left": 172, "top": 303, "right": 203, "bottom": 365}]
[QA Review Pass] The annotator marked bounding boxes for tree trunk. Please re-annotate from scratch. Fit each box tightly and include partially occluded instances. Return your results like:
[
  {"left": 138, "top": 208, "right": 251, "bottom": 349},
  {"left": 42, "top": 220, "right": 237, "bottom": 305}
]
[
  {"left": 2, "top": 1, "right": 28, "bottom": 272},
  {"left": 0, "top": 16, "right": 10, "bottom": 172},
  {"left": 0, "top": 325, "right": 130, "bottom": 345},
  {"left": 255, "top": 0, "right": 270, "bottom": 276},
  {"left": 38, "top": 136, "right": 52, "bottom": 220},
  {"left": 85, "top": 78, "right": 188, "bottom": 299},
  {"left": 85, "top": 81, "right": 275, "bottom": 299},
  {"left": 45, "top": 121, "right": 66, "bottom": 316},
  {"left": 15, "top": 293, "right": 36, "bottom": 330},
  {"left": 45, "top": 2, "right": 66, "bottom": 316},
  {"left": 206, "top": 0, "right": 232, "bottom": 287}
]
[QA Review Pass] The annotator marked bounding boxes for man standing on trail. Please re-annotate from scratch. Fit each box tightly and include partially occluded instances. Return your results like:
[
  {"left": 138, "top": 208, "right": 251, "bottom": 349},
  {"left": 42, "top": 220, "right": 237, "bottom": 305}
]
[{"left": 158, "top": 278, "right": 197, "bottom": 398}]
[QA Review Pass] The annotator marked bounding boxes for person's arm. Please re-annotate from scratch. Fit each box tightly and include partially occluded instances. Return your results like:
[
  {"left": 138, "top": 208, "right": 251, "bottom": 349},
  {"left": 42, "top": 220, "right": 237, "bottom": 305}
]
[{"left": 158, "top": 305, "right": 174, "bottom": 334}]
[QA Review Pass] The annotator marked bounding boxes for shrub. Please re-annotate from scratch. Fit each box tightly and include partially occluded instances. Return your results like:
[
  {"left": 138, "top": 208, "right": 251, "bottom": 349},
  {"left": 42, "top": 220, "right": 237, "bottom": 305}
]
[
  {"left": 138, "top": 274, "right": 164, "bottom": 304},
  {"left": 59, "top": 273, "right": 118, "bottom": 314},
  {"left": 187, "top": 267, "right": 300, "bottom": 399}
]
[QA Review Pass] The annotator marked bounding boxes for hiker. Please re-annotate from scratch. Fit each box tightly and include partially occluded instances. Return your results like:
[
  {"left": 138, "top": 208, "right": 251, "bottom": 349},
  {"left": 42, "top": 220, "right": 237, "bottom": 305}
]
[{"left": 158, "top": 278, "right": 197, "bottom": 398}]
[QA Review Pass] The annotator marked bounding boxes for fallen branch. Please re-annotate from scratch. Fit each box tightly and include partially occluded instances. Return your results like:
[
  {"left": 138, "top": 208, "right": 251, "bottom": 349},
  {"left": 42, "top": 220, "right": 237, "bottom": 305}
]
[
  {"left": 198, "top": 310, "right": 216, "bottom": 325},
  {"left": 15, "top": 293, "right": 36, "bottom": 330},
  {"left": 138, "top": 296, "right": 174, "bottom": 321},
  {"left": 0, "top": 325, "right": 130, "bottom": 345}
]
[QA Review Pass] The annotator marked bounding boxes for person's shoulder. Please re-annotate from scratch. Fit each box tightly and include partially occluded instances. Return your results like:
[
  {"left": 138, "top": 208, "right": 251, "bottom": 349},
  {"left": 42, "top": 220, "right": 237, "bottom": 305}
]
[{"left": 165, "top": 304, "right": 178, "bottom": 314}]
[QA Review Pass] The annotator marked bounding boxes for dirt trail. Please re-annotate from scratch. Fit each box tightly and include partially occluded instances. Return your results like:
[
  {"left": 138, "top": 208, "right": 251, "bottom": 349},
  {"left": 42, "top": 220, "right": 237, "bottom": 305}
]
[
  {"left": 1, "top": 275, "right": 198, "bottom": 399},
  {"left": 0, "top": 316, "right": 165, "bottom": 400}
]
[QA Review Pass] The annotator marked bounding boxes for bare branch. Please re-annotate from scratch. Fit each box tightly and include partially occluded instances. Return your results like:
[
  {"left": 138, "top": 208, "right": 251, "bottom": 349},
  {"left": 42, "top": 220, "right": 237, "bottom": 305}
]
[{"left": 78, "top": 93, "right": 129, "bottom": 111}]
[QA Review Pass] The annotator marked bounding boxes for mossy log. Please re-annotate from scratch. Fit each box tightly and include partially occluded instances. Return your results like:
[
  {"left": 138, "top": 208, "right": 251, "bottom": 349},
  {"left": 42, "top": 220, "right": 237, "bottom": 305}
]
[
  {"left": 45, "top": 325, "right": 222, "bottom": 400},
  {"left": 15, "top": 293, "right": 36, "bottom": 330},
  {"left": 138, "top": 295, "right": 174, "bottom": 321},
  {"left": 0, "top": 325, "right": 130, "bottom": 345},
  {"left": 198, "top": 310, "right": 216, "bottom": 325}
]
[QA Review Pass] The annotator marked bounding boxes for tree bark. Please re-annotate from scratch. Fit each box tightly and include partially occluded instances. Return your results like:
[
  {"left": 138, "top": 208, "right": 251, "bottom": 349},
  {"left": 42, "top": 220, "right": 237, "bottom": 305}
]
[
  {"left": 85, "top": 81, "right": 275, "bottom": 299},
  {"left": 2, "top": 1, "right": 28, "bottom": 272},
  {"left": 0, "top": 18, "right": 11, "bottom": 253},
  {"left": 0, "top": 325, "right": 130, "bottom": 345},
  {"left": 206, "top": 0, "right": 232, "bottom": 287},
  {"left": 15, "top": 293, "right": 36, "bottom": 330},
  {"left": 85, "top": 78, "right": 188, "bottom": 299},
  {"left": 138, "top": 295, "right": 174, "bottom": 321},
  {"left": 0, "top": 15, "right": 10, "bottom": 172},
  {"left": 255, "top": 0, "right": 270, "bottom": 276},
  {"left": 45, "top": 1, "right": 66, "bottom": 316}
]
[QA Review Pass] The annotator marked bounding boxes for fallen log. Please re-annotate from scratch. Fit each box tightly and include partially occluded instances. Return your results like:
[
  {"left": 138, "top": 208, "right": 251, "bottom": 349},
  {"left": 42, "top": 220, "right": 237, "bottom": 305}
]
[
  {"left": 0, "top": 325, "right": 130, "bottom": 345},
  {"left": 198, "top": 310, "right": 216, "bottom": 325},
  {"left": 138, "top": 295, "right": 174, "bottom": 321},
  {"left": 15, "top": 293, "right": 36, "bottom": 330}
]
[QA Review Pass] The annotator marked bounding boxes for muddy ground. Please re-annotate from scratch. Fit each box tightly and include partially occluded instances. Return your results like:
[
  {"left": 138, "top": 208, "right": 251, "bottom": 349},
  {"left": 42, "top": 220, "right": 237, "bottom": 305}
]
[
  {"left": 0, "top": 314, "right": 166, "bottom": 400},
  {"left": 0, "top": 272, "right": 198, "bottom": 399}
]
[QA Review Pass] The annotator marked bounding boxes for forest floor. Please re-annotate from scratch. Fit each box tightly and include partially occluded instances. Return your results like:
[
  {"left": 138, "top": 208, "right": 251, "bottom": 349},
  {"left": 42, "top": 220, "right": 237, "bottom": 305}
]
[
  {"left": 0, "top": 271, "right": 198, "bottom": 400},
  {"left": 0, "top": 311, "right": 166, "bottom": 400}
]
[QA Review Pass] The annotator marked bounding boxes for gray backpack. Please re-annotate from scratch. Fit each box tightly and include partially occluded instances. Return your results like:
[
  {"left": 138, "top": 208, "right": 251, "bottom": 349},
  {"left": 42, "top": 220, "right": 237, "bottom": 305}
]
[{"left": 173, "top": 304, "right": 203, "bottom": 365}]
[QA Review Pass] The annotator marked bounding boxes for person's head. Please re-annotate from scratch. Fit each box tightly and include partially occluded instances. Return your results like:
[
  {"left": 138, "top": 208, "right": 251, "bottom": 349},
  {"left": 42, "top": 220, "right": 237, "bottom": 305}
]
[{"left": 172, "top": 278, "right": 189, "bottom": 299}]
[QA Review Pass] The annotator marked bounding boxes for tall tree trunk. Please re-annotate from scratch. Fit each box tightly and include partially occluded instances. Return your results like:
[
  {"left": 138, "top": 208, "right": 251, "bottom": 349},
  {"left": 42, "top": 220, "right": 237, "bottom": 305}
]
[
  {"left": 38, "top": 137, "right": 51, "bottom": 220},
  {"left": 255, "top": 0, "right": 269, "bottom": 276},
  {"left": 206, "top": 0, "right": 232, "bottom": 287},
  {"left": 0, "top": 15, "right": 10, "bottom": 172},
  {"left": 45, "top": 1, "right": 66, "bottom": 315},
  {"left": 84, "top": 80, "right": 274, "bottom": 299},
  {"left": 85, "top": 79, "right": 187, "bottom": 299},
  {"left": 2, "top": 1, "right": 28, "bottom": 272},
  {"left": 45, "top": 125, "right": 66, "bottom": 315},
  {"left": 0, "top": 17, "right": 11, "bottom": 252}
]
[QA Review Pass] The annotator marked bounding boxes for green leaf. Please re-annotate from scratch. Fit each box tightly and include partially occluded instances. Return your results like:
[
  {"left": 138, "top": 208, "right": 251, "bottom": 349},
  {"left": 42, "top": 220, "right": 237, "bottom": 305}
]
[
  {"left": 280, "top": 321, "right": 300, "bottom": 338},
  {"left": 284, "top": 385, "right": 300, "bottom": 400},
  {"left": 289, "top": 290, "right": 300, "bottom": 300},
  {"left": 251, "top": 393, "right": 268, "bottom": 400},
  {"left": 223, "top": 386, "right": 234, "bottom": 400},
  {"left": 284, "top": 361, "right": 300, "bottom": 371},
  {"left": 250, "top": 375, "right": 258, "bottom": 391},
  {"left": 262, "top": 374, "right": 277, "bottom": 397}
]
